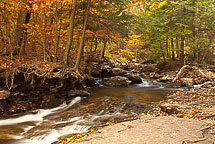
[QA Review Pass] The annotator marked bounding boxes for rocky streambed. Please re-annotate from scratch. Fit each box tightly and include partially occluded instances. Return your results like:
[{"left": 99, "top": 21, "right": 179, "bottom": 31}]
[
  {"left": 1, "top": 60, "right": 215, "bottom": 144},
  {"left": 0, "top": 62, "right": 145, "bottom": 117}
]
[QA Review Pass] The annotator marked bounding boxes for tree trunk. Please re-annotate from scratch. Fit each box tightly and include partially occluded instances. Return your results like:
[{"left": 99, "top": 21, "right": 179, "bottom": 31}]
[
  {"left": 63, "top": 0, "right": 77, "bottom": 66},
  {"left": 180, "top": 5, "right": 186, "bottom": 64},
  {"left": 160, "top": 41, "right": 166, "bottom": 62},
  {"left": 176, "top": 36, "right": 179, "bottom": 59},
  {"left": 54, "top": 2, "right": 63, "bottom": 62},
  {"left": 19, "top": 4, "right": 31, "bottom": 55},
  {"left": 180, "top": 37, "right": 185, "bottom": 64},
  {"left": 166, "top": 37, "right": 169, "bottom": 59},
  {"left": 15, "top": 1, "right": 32, "bottom": 56},
  {"left": 90, "top": 38, "right": 94, "bottom": 52},
  {"left": 100, "top": 39, "right": 107, "bottom": 60},
  {"left": 73, "top": 0, "right": 90, "bottom": 75},
  {"left": 94, "top": 38, "right": 98, "bottom": 51},
  {"left": 171, "top": 38, "right": 175, "bottom": 60}
]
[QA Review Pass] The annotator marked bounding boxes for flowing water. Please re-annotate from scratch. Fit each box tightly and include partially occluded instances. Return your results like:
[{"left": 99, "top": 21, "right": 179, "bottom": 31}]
[{"left": 0, "top": 79, "right": 182, "bottom": 144}]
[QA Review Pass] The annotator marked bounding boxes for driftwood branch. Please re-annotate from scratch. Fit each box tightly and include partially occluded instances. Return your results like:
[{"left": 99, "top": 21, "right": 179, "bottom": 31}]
[
  {"left": 173, "top": 65, "right": 215, "bottom": 83},
  {"left": 172, "top": 65, "right": 189, "bottom": 83}
]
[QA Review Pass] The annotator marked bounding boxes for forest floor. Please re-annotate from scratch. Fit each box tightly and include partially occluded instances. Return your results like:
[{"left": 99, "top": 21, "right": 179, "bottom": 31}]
[
  {"left": 57, "top": 87, "right": 215, "bottom": 144},
  {"left": 0, "top": 56, "right": 63, "bottom": 72}
]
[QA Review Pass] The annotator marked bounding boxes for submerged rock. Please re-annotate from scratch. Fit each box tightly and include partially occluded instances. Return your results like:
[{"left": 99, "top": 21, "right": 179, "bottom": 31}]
[{"left": 102, "top": 76, "right": 132, "bottom": 87}]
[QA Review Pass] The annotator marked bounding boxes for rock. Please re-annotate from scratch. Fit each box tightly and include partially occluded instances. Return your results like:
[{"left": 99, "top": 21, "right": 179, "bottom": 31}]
[
  {"left": 101, "top": 65, "right": 112, "bottom": 77},
  {"left": 112, "top": 68, "right": 127, "bottom": 76},
  {"left": 102, "top": 76, "right": 132, "bottom": 87},
  {"left": 90, "top": 65, "right": 102, "bottom": 77},
  {"left": 149, "top": 72, "right": 159, "bottom": 79},
  {"left": 194, "top": 77, "right": 208, "bottom": 85},
  {"left": 124, "top": 72, "right": 142, "bottom": 84},
  {"left": 9, "top": 107, "right": 17, "bottom": 113},
  {"left": 149, "top": 72, "right": 155, "bottom": 78},
  {"left": 180, "top": 78, "right": 194, "bottom": 86},
  {"left": 141, "top": 64, "right": 159, "bottom": 72},
  {"left": 68, "top": 89, "right": 90, "bottom": 97},
  {"left": 157, "top": 75, "right": 172, "bottom": 82},
  {"left": 0, "top": 90, "right": 10, "bottom": 100},
  {"left": 83, "top": 76, "right": 97, "bottom": 87},
  {"left": 141, "top": 60, "right": 155, "bottom": 64},
  {"left": 159, "top": 103, "right": 190, "bottom": 115}
]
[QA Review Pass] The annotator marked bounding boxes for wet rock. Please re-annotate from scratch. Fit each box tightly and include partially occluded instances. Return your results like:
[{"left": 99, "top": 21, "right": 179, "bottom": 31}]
[
  {"left": 68, "top": 89, "right": 90, "bottom": 97},
  {"left": 124, "top": 72, "right": 142, "bottom": 84},
  {"left": 112, "top": 68, "right": 127, "bottom": 76},
  {"left": 180, "top": 78, "right": 194, "bottom": 86},
  {"left": 0, "top": 90, "right": 10, "bottom": 100},
  {"left": 102, "top": 76, "right": 132, "bottom": 87}
]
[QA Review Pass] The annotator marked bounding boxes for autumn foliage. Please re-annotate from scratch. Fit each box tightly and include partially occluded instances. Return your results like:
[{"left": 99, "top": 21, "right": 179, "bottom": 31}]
[{"left": 0, "top": 0, "right": 215, "bottom": 69}]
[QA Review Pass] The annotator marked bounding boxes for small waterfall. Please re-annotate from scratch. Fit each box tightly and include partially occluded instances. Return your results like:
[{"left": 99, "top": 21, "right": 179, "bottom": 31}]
[
  {"left": 0, "top": 97, "right": 83, "bottom": 144},
  {"left": 0, "top": 97, "right": 81, "bottom": 127},
  {"left": 17, "top": 125, "right": 90, "bottom": 144},
  {"left": 133, "top": 79, "right": 164, "bottom": 88}
]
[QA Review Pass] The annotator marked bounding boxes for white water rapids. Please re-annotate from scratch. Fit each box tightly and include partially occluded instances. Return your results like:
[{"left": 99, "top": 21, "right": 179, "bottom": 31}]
[{"left": 0, "top": 97, "right": 86, "bottom": 144}]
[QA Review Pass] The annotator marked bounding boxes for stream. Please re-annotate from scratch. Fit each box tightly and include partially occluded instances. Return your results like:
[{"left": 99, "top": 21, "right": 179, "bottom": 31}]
[{"left": 0, "top": 79, "right": 182, "bottom": 144}]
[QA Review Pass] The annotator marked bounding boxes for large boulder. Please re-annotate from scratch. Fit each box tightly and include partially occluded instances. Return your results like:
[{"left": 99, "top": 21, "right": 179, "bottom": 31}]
[
  {"left": 112, "top": 68, "right": 127, "bottom": 76},
  {"left": 102, "top": 76, "right": 132, "bottom": 87},
  {"left": 124, "top": 72, "right": 142, "bottom": 84}
]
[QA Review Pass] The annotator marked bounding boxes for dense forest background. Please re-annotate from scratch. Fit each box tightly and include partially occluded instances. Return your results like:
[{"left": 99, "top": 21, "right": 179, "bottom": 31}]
[{"left": 0, "top": 0, "right": 215, "bottom": 70}]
